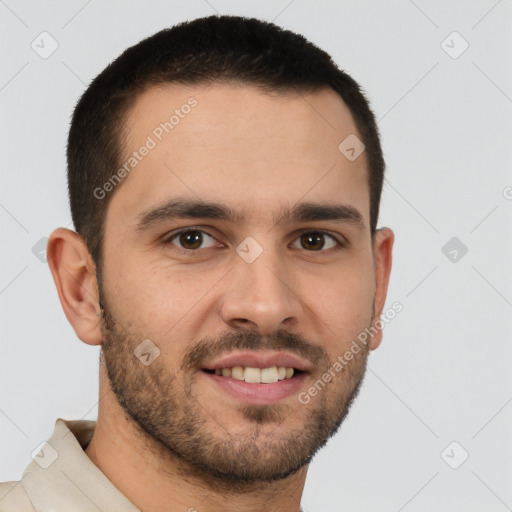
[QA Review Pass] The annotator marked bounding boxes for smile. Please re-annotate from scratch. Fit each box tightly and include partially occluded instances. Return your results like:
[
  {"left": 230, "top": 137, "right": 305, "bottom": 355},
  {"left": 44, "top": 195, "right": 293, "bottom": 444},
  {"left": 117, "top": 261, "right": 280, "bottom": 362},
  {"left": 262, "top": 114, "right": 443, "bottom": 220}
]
[
  {"left": 204, "top": 365, "right": 297, "bottom": 383},
  {"left": 201, "top": 367, "right": 308, "bottom": 405}
]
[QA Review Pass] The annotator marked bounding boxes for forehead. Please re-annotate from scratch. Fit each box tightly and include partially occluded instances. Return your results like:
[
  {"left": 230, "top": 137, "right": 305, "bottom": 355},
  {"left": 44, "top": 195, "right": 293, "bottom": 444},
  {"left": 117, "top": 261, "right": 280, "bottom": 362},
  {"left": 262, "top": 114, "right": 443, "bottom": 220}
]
[
  {"left": 107, "top": 82, "right": 370, "bottom": 229},
  {"left": 125, "top": 82, "right": 362, "bottom": 157}
]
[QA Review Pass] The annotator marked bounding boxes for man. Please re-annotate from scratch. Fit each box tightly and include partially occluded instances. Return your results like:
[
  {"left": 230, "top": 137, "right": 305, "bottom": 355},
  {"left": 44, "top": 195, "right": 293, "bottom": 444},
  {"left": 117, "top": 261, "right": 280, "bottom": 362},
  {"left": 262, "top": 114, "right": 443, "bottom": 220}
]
[{"left": 0, "top": 14, "right": 393, "bottom": 512}]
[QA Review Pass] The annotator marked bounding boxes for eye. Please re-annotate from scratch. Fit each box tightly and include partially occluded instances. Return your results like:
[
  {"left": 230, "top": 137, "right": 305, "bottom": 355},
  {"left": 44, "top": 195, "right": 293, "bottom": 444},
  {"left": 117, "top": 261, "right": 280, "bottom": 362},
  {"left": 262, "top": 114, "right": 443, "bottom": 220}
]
[
  {"left": 164, "top": 229, "right": 219, "bottom": 251},
  {"left": 162, "top": 228, "right": 344, "bottom": 254},
  {"left": 291, "top": 231, "right": 341, "bottom": 251}
]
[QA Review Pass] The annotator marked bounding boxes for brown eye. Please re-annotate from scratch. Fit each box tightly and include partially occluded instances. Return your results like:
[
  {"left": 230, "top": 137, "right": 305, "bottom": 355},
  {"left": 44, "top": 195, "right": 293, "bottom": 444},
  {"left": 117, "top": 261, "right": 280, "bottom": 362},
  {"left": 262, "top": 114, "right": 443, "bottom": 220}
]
[
  {"left": 167, "top": 230, "right": 217, "bottom": 251},
  {"left": 292, "top": 231, "right": 339, "bottom": 251}
]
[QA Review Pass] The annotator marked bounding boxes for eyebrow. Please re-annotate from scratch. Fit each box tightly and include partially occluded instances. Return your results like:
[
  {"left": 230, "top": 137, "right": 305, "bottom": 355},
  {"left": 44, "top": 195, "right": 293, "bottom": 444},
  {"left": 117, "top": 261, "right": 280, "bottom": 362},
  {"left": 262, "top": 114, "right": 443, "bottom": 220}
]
[{"left": 134, "top": 198, "right": 365, "bottom": 232}]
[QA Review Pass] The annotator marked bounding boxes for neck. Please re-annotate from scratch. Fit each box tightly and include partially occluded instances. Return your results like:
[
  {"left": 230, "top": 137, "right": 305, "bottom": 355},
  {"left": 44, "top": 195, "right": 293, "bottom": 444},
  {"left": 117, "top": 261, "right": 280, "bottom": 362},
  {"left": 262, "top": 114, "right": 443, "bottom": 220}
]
[{"left": 84, "top": 373, "right": 307, "bottom": 512}]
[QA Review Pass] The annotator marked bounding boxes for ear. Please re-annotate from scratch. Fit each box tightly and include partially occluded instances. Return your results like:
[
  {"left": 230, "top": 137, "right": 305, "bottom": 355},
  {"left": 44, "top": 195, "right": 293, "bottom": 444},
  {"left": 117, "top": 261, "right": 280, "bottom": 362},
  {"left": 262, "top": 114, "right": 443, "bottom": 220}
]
[
  {"left": 368, "top": 227, "right": 394, "bottom": 350},
  {"left": 47, "top": 228, "right": 102, "bottom": 346}
]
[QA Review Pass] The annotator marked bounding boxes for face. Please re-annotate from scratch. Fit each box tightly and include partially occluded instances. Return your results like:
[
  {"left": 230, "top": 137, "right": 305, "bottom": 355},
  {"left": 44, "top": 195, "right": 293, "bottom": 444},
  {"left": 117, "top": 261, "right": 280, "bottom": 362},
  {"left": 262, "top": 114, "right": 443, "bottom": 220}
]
[{"left": 98, "top": 83, "right": 378, "bottom": 485}]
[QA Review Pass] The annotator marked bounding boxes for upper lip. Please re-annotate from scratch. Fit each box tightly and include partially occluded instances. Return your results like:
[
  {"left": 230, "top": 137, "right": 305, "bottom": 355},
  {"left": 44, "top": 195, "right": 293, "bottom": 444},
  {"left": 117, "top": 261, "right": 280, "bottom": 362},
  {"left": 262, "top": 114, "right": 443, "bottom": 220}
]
[{"left": 201, "top": 350, "right": 313, "bottom": 372}]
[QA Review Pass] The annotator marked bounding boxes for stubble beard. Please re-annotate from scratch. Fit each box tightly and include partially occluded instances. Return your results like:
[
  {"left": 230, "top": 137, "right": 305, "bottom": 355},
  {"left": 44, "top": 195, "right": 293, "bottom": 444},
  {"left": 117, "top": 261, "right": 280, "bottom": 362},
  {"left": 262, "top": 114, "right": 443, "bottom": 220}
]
[{"left": 98, "top": 282, "right": 370, "bottom": 491}]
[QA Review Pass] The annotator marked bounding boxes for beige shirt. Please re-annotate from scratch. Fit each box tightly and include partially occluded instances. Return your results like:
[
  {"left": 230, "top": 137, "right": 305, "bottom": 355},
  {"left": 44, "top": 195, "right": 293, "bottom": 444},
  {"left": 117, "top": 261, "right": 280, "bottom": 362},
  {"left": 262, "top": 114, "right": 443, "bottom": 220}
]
[
  {"left": 1, "top": 419, "right": 306, "bottom": 511},
  {"left": 0, "top": 418, "right": 140, "bottom": 511}
]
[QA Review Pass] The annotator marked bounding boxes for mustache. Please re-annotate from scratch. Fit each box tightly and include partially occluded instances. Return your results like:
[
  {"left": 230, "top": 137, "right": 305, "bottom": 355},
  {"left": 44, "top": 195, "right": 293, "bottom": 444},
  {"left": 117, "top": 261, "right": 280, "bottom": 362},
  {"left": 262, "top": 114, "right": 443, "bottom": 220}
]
[{"left": 181, "top": 328, "right": 331, "bottom": 372}]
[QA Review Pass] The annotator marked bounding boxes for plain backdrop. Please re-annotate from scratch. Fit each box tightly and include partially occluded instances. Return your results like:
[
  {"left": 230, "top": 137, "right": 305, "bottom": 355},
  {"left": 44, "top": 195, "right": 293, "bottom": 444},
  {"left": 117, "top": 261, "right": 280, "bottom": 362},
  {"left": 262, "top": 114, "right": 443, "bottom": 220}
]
[{"left": 1, "top": 1, "right": 511, "bottom": 510}]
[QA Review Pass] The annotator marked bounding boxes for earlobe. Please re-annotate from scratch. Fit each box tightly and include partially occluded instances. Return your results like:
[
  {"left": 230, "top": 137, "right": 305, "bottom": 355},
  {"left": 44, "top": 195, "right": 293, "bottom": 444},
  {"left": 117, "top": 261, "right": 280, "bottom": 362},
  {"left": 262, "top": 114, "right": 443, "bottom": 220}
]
[
  {"left": 47, "top": 228, "right": 103, "bottom": 346},
  {"left": 369, "top": 227, "right": 394, "bottom": 350}
]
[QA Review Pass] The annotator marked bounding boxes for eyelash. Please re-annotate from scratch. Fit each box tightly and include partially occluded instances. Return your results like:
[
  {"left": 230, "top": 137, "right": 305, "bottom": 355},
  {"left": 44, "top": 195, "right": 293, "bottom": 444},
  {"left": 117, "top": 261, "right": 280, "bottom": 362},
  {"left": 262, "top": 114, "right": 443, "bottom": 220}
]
[{"left": 162, "top": 228, "right": 346, "bottom": 254}]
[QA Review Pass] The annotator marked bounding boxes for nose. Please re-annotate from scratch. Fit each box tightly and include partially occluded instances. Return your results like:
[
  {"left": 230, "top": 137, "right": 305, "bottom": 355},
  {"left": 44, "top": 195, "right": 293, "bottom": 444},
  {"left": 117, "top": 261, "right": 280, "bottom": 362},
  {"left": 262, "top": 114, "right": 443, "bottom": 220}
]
[{"left": 220, "top": 247, "right": 303, "bottom": 335}]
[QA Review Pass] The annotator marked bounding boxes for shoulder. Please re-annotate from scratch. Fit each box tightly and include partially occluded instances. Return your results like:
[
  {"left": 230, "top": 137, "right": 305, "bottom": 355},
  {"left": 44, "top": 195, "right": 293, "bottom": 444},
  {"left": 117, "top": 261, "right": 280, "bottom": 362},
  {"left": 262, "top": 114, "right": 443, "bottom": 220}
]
[{"left": 0, "top": 481, "right": 36, "bottom": 511}]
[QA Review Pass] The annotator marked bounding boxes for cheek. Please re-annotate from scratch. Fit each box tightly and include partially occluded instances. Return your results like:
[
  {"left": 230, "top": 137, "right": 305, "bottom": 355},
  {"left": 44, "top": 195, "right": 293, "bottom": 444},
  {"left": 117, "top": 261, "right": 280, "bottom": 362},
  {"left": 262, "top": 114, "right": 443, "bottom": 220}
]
[
  {"left": 311, "top": 258, "right": 375, "bottom": 349},
  {"left": 102, "top": 254, "right": 170, "bottom": 328},
  {"left": 104, "top": 254, "right": 219, "bottom": 335},
  {"left": 317, "top": 283, "right": 373, "bottom": 331}
]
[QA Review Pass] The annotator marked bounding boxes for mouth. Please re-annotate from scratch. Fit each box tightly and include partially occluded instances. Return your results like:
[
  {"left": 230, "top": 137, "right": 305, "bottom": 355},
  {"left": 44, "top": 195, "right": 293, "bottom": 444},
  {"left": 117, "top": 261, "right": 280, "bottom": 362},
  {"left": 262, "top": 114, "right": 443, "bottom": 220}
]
[
  {"left": 200, "top": 351, "right": 311, "bottom": 404},
  {"left": 202, "top": 366, "right": 303, "bottom": 383}
]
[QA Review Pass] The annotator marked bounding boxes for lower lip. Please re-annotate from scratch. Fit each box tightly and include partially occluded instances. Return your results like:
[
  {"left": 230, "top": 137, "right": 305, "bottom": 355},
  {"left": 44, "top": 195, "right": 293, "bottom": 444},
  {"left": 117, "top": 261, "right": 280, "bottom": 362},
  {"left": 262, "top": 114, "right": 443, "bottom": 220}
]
[{"left": 201, "top": 371, "right": 308, "bottom": 405}]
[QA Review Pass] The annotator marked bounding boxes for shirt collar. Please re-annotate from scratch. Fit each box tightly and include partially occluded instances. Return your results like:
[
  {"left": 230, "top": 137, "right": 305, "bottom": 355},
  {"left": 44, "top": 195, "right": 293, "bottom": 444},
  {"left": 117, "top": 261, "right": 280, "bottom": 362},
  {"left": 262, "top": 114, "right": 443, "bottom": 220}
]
[
  {"left": 21, "top": 418, "right": 140, "bottom": 512},
  {"left": 21, "top": 418, "right": 305, "bottom": 511}
]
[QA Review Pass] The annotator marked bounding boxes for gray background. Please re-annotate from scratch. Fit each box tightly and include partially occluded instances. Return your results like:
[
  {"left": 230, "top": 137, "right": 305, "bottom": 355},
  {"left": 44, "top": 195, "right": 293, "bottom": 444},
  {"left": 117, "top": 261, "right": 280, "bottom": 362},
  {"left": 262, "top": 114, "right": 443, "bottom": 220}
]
[{"left": 1, "top": 1, "right": 511, "bottom": 510}]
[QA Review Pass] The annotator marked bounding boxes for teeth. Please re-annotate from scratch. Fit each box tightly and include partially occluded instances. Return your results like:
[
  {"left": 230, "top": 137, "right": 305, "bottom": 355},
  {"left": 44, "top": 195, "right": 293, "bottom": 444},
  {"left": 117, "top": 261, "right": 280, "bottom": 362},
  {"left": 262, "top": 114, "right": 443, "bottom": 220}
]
[
  {"left": 231, "top": 366, "right": 244, "bottom": 380},
  {"left": 244, "top": 367, "right": 261, "bottom": 383},
  {"left": 211, "top": 365, "right": 296, "bottom": 383},
  {"left": 260, "top": 366, "right": 278, "bottom": 383}
]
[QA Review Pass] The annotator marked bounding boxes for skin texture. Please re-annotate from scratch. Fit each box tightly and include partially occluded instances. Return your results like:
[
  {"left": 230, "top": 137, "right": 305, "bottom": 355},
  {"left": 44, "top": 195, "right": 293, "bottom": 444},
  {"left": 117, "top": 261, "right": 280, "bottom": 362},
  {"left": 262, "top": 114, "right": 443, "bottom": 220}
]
[{"left": 47, "top": 83, "right": 394, "bottom": 512}]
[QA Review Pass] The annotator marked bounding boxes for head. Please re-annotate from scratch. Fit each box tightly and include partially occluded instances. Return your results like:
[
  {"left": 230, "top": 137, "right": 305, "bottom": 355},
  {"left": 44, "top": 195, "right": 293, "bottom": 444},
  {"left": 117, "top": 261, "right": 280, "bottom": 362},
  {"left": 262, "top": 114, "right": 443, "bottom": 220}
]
[{"left": 48, "top": 15, "right": 393, "bottom": 488}]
